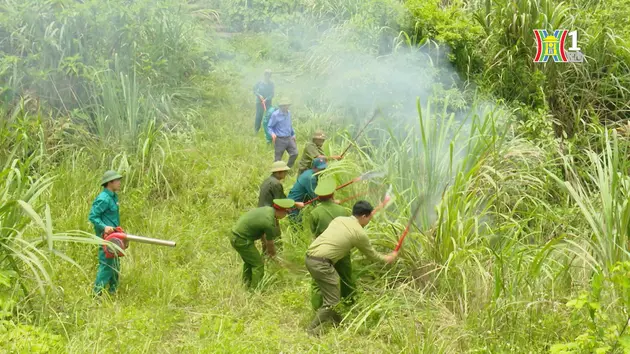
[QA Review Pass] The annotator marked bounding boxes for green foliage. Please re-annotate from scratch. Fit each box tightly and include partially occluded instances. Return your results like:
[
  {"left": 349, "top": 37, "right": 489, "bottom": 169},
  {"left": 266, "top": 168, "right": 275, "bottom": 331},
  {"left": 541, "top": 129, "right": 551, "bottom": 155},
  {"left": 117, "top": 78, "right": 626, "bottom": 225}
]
[
  {"left": 551, "top": 263, "right": 630, "bottom": 353},
  {"left": 214, "top": 0, "right": 305, "bottom": 32},
  {"left": 547, "top": 129, "right": 630, "bottom": 269},
  {"left": 0, "top": 0, "right": 210, "bottom": 111},
  {"left": 0, "top": 156, "right": 103, "bottom": 305},
  {"left": 402, "top": 0, "right": 485, "bottom": 76},
  {"left": 1, "top": 0, "right": 630, "bottom": 352},
  {"left": 473, "top": 0, "right": 630, "bottom": 136},
  {"left": 0, "top": 321, "right": 62, "bottom": 353}
]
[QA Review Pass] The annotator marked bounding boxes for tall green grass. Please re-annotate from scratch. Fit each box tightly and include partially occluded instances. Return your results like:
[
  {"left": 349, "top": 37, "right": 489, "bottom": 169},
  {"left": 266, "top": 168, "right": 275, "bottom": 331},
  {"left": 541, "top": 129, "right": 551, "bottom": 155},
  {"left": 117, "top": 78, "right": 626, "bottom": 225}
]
[
  {"left": 548, "top": 129, "right": 630, "bottom": 271},
  {"left": 0, "top": 157, "right": 102, "bottom": 302},
  {"left": 2, "top": 0, "right": 630, "bottom": 351}
]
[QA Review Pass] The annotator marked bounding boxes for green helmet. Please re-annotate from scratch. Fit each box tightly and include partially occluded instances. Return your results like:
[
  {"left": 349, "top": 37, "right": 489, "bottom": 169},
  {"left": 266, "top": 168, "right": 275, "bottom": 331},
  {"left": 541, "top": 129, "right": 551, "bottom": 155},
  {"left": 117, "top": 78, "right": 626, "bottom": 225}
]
[
  {"left": 312, "top": 130, "right": 327, "bottom": 140},
  {"left": 100, "top": 170, "right": 123, "bottom": 186},
  {"left": 273, "top": 198, "right": 295, "bottom": 210},
  {"left": 314, "top": 179, "right": 336, "bottom": 196},
  {"left": 270, "top": 161, "right": 290, "bottom": 173}
]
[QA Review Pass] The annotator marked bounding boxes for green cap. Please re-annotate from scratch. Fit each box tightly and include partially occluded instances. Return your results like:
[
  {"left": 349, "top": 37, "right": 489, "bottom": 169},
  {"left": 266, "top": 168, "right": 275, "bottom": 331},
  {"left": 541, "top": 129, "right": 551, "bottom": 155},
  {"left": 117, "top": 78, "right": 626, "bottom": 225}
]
[
  {"left": 100, "top": 170, "right": 123, "bottom": 186},
  {"left": 312, "top": 157, "right": 328, "bottom": 170},
  {"left": 313, "top": 130, "right": 326, "bottom": 140},
  {"left": 273, "top": 198, "right": 295, "bottom": 210},
  {"left": 314, "top": 179, "right": 336, "bottom": 196},
  {"left": 270, "top": 161, "right": 290, "bottom": 173},
  {"left": 278, "top": 97, "right": 291, "bottom": 106}
]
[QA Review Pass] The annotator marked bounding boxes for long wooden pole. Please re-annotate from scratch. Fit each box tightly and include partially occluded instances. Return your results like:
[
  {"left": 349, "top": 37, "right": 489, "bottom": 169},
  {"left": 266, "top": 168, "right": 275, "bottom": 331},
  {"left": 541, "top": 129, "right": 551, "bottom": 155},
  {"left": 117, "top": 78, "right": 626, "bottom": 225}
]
[{"left": 394, "top": 202, "right": 423, "bottom": 252}]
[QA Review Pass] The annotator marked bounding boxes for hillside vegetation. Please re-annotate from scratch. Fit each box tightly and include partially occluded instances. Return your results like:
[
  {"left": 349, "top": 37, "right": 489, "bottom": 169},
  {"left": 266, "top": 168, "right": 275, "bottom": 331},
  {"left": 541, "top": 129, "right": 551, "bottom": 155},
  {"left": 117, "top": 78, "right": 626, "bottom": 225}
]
[{"left": 1, "top": 0, "right": 630, "bottom": 352}]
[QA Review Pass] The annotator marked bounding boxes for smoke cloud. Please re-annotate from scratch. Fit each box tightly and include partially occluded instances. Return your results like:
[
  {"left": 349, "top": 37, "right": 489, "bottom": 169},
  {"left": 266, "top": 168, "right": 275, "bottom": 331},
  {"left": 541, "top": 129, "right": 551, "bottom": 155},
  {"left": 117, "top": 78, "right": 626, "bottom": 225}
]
[{"left": 225, "top": 7, "right": 500, "bottom": 227}]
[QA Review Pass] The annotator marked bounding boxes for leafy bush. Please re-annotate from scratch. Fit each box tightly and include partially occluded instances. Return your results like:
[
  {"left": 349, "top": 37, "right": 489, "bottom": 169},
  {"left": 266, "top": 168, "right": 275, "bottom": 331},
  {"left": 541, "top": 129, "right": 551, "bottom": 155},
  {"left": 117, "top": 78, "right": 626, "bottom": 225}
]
[
  {"left": 0, "top": 0, "right": 210, "bottom": 111},
  {"left": 0, "top": 321, "right": 63, "bottom": 353},
  {"left": 551, "top": 262, "right": 630, "bottom": 353}
]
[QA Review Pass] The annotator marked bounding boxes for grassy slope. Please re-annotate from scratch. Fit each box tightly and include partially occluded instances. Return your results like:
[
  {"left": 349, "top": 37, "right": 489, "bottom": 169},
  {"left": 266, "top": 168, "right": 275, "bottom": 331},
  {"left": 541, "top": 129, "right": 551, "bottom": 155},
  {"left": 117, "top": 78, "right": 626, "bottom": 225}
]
[
  {"left": 29, "top": 32, "right": 569, "bottom": 353},
  {"left": 37, "top": 41, "right": 420, "bottom": 352}
]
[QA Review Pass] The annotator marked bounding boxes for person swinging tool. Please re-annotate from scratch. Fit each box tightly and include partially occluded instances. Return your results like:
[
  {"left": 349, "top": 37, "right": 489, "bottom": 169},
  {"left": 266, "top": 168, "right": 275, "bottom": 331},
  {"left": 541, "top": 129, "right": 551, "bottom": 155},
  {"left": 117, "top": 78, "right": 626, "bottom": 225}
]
[
  {"left": 287, "top": 157, "right": 327, "bottom": 223},
  {"left": 253, "top": 69, "right": 274, "bottom": 134},
  {"left": 230, "top": 198, "right": 295, "bottom": 290},
  {"left": 297, "top": 130, "right": 342, "bottom": 176},
  {"left": 305, "top": 200, "right": 398, "bottom": 335},
  {"left": 306, "top": 179, "right": 356, "bottom": 310},
  {"left": 89, "top": 170, "right": 126, "bottom": 296}
]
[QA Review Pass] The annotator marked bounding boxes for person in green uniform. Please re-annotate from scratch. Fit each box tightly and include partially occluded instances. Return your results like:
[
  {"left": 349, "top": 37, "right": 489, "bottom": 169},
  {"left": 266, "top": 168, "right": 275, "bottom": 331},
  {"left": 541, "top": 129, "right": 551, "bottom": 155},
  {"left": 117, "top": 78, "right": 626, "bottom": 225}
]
[
  {"left": 297, "top": 130, "right": 342, "bottom": 176},
  {"left": 305, "top": 200, "right": 398, "bottom": 334},
  {"left": 307, "top": 179, "right": 355, "bottom": 310},
  {"left": 287, "top": 157, "right": 328, "bottom": 222},
  {"left": 258, "top": 161, "right": 290, "bottom": 207},
  {"left": 89, "top": 170, "right": 125, "bottom": 296},
  {"left": 258, "top": 161, "right": 304, "bottom": 253},
  {"left": 230, "top": 199, "right": 295, "bottom": 290}
]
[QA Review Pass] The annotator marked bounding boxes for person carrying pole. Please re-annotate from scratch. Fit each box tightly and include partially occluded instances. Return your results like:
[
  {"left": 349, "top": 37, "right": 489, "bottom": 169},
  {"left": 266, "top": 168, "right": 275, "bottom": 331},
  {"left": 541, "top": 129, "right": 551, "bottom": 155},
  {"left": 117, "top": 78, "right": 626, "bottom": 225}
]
[
  {"left": 305, "top": 200, "right": 398, "bottom": 335},
  {"left": 306, "top": 179, "right": 355, "bottom": 310},
  {"left": 287, "top": 157, "right": 327, "bottom": 222},
  {"left": 297, "top": 130, "right": 342, "bottom": 176},
  {"left": 89, "top": 170, "right": 126, "bottom": 296},
  {"left": 230, "top": 198, "right": 295, "bottom": 290},
  {"left": 253, "top": 69, "right": 274, "bottom": 134},
  {"left": 267, "top": 97, "right": 298, "bottom": 168}
]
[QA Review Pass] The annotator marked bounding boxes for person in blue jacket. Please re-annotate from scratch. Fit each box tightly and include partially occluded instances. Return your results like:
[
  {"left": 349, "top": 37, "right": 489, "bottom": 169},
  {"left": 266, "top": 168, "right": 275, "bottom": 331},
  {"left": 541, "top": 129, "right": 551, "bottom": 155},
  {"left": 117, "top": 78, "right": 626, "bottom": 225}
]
[{"left": 287, "top": 157, "right": 328, "bottom": 222}]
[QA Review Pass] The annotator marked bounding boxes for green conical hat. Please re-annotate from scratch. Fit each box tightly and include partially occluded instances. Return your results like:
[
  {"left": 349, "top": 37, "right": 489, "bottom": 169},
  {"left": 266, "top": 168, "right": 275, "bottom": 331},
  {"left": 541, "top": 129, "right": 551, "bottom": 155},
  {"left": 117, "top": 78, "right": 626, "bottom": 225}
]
[
  {"left": 273, "top": 198, "right": 295, "bottom": 209},
  {"left": 100, "top": 170, "right": 123, "bottom": 186},
  {"left": 314, "top": 179, "right": 336, "bottom": 196}
]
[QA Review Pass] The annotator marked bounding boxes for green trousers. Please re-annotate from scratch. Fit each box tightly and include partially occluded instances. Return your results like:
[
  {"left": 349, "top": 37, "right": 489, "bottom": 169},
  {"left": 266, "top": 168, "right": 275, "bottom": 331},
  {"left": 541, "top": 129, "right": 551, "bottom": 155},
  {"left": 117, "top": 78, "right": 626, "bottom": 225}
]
[
  {"left": 230, "top": 234, "right": 264, "bottom": 289},
  {"left": 94, "top": 247, "right": 120, "bottom": 295},
  {"left": 306, "top": 257, "right": 343, "bottom": 331},
  {"left": 311, "top": 254, "right": 354, "bottom": 310}
]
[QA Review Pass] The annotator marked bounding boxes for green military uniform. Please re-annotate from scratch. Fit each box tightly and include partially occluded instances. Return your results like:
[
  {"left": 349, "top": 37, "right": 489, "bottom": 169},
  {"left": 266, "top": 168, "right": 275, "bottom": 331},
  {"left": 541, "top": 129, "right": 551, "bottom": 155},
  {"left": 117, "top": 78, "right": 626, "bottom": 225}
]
[
  {"left": 309, "top": 201, "right": 348, "bottom": 236},
  {"left": 298, "top": 142, "right": 324, "bottom": 176},
  {"left": 258, "top": 161, "right": 290, "bottom": 207},
  {"left": 89, "top": 171, "right": 123, "bottom": 295},
  {"left": 258, "top": 176, "right": 284, "bottom": 207},
  {"left": 307, "top": 180, "right": 353, "bottom": 310},
  {"left": 230, "top": 199, "right": 294, "bottom": 289},
  {"left": 298, "top": 131, "right": 327, "bottom": 176},
  {"left": 305, "top": 215, "right": 387, "bottom": 331}
]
